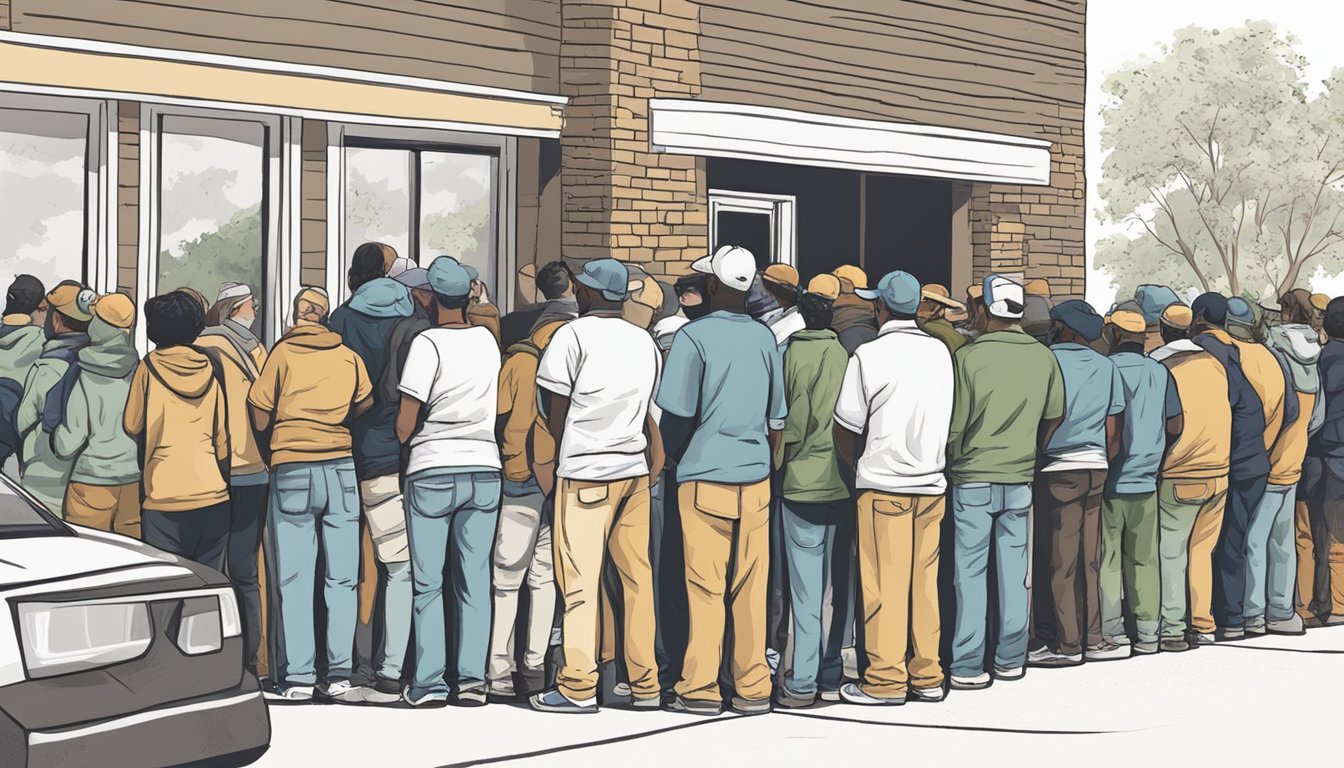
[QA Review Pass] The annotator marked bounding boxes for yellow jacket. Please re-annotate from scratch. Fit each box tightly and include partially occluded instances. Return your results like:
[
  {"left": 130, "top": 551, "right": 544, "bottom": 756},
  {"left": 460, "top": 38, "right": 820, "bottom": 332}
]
[
  {"left": 497, "top": 320, "right": 562, "bottom": 482},
  {"left": 1157, "top": 343, "right": 1232, "bottom": 480},
  {"left": 123, "top": 346, "right": 229, "bottom": 512},
  {"left": 196, "top": 329, "right": 268, "bottom": 478}
]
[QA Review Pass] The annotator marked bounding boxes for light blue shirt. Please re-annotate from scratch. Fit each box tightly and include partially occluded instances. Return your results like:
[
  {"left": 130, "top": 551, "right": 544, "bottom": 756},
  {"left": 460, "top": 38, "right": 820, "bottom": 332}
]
[
  {"left": 656, "top": 311, "right": 787, "bottom": 484},
  {"left": 1044, "top": 342, "right": 1125, "bottom": 466},
  {"left": 1107, "top": 350, "right": 1181, "bottom": 495}
]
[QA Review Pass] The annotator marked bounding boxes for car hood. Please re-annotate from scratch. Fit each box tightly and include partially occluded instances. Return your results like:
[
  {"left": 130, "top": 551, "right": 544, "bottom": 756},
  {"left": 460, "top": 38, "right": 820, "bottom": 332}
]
[{"left": 0, "top": 528, "right": 212, "bottom": 591}]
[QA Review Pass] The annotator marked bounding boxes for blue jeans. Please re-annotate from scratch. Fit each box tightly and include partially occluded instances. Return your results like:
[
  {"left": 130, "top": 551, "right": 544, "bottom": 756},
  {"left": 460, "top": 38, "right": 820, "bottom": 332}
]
[
  {"left": 779, "top": 499, "right": 850, "bottom": 696},
  {"left": 951, "top": 482, "right": 1032, "bottom": 678},
  {"left": 1243, "top": 483, "right": 1297, "bottom": 623},
  {"left": 1215, "top": 474, "right": 1269, "bottom": 629},
  {"left": 268, "top": 459, "right": 360, "bottom": 687},
  {"left": 405, "top": 468, "right": 501, "bottom": 699}
]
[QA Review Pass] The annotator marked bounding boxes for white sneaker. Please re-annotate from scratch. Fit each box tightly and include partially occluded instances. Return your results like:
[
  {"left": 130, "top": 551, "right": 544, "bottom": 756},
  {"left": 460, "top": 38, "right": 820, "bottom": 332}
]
[
  {"left": 1244, "top": 617, "right": 1267, "bottom": 636},
  {"left": 909, "top": 686, "right": 946, "bottom": 703},
  {"left": 993, "top": 665, "right": 1026, "bottom": 680},
  {"left": 1085, "top": 642, "right": 1130, "bottom": 661},
  {"left": 403, "top": 689, "right": 449, "bottom": 708},
  {"left": 263, "top": 684, "right": 314, "bottom": 702},
  {"left": 949, "top": 673, "right": 991, "bottom": 690},
  {"left": 1025, "top": 648, "right": 1081, "bottom": 668},
  {"left": 612, "top": 682, "right": 632, "bottom": 697},
  {"left": 818, "top": 690, "right": 840, "bottom": 703},
  {"left": 318, "top": 680, "right": 366, "bottom": 704}
]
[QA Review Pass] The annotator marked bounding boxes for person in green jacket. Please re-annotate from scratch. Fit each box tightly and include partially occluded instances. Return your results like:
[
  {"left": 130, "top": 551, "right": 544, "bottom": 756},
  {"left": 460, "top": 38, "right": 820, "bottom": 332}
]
[
  {"left": 773, "top": 281, "right": 851, "bottom": 709},
  {"left": 53, "top": 293, "right": 142, "bottom": 536},
  {"left": 16, "top": 281, "right": 94, "bottom": 513},
  {"left": 1, "top": 275, "right": 47, "bottom": 468},
  {"left": 916, "top": 283, "right": 967, "bottom": 354}
]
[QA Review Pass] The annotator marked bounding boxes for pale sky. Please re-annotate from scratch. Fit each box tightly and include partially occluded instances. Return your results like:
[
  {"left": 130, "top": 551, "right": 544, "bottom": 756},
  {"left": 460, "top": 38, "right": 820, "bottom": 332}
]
[{"left": 1085, "top": 0, "right": 1344, "bottom": 309}]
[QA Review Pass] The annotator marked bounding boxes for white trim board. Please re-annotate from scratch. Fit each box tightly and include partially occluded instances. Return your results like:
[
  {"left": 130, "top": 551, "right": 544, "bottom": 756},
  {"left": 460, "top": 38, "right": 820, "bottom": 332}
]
[
  {"left": 650, "top": 99, "right": 1053, "bottom": 186},
  {"left": 0, "top": 31, "right": 567, "bottom": 107}
]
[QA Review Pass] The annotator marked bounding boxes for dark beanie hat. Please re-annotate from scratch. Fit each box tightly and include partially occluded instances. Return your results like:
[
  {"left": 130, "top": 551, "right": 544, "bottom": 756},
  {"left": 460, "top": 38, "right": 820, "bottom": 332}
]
[
  {"left": 1190, "top": 292, "right": 1229, "bottom": 328},
  {"left": 4, "top": 274, "right": 45, "bottom": 316}
]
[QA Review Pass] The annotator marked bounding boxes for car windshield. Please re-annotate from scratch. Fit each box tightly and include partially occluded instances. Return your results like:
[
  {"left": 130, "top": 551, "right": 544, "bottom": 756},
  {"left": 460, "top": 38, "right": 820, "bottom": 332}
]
[{"left": 0, "top": 475, "right": 68, "bottom": 537}]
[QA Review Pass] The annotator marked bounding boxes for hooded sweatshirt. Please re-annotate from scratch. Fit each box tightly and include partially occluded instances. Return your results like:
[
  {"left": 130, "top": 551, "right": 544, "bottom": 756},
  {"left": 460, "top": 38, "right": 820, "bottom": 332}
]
[
  {"left": 196, "top": 319, "right": 269, "bottom": 482},
  {"left": 329, "top": 278, "right": 414, "bottom": 479},
  {"left": 248, "top": 322, "right": 372, "bottom": 469},
  {"left": 498, "top": 320, "right": 563, "bottom": 483},
  {"left": 124, "top": 345, "right": 230, "bottom": 512},
  {"left": 52, "top": 317, "right": 140, "bottom": 486},
  {"left": 778, "top": 329, "right": 849, "bottom": 503},
  {"left": 16, "top": 332, "right": 90, "bottom": 513},
  {"left": 1266, "top": 324, "right": 1321, "bottom": 485},
  {"left": 0, "top": 316, "right": 43, "bottom": 380}
]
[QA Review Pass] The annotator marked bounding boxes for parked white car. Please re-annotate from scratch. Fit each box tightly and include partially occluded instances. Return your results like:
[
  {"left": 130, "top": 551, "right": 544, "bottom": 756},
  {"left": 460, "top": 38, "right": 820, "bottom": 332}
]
[{"left": 0, "top": 474, "right": 270, "bottom": 767}]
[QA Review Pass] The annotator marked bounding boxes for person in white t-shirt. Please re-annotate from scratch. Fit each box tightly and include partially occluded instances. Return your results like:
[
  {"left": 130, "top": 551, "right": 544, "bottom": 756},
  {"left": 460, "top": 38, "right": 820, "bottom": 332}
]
[
  {"left": 529, "top": 258, "right": 664, "bottom": 714},
  {"left": 832, "top": 270, "right": 955, "bottom": 706},
  {"left": 395, "top": 256, "right": 502, "bottom": 708}
]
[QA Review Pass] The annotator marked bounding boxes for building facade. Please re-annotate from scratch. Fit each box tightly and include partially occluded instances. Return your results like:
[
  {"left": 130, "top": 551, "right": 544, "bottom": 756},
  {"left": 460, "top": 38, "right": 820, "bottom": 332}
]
[{"left": 0, "top": 0, "right": 1084, "bottom": 343}]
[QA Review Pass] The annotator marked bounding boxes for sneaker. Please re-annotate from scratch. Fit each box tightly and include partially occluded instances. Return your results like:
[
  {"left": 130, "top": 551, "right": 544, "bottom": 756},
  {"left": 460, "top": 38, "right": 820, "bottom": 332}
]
[
  {"left": 730, "top": 695, "right": 772, "bottom": 715},
  {"left": 909, "top": 685, "right": 945, "bottom": 703},
  {"left": 455, "top": 685, "right": 488, "bottom": 707},
  {"left": 487, "top": 683, "right": 517, "bottom": 704},
  {"left": 775, "top": 686, "right": 817, "bottom": 709},
  {"left": 838, "top": 682, "right": 905, "bottom": 706},
  {"left": 818, "top": 690, "right": 841, "bottom": 703},
  {"left": 529, "top": 688, "right": 598, "bottom": 714},
  {"left": 1133, "top": 641, "right": 1160, "bottom": 655},
  {"left": 950, "top": 673, "right": 991, "bottom": 690},
  {"left": 1188, "top": 632, "right": 1217, "bottom": 647},
  {"left": 1085, "top": 642, "right": 1130, "bottom": 661},
  {"left": 1160, "top": 636, "right": 1190, "bottom": 653},
  {"left": 611, "top": 682, "right": 632, "bottom": 698},
  {"left": 992, "top": 665, "right": 1025, "bottom": 681},
  {"left": 1267, "top": 614, "right": 1306, "bottom": 636},
  {"left": 263, "top": 683, "right": 314, "bottom": 702},
  {"left": 1217, "top": 626, "right": 1245, "bottom": 642},
  {"left": 362, "top": 677, "right": 403, "bottom": 706},
  {"left": 1244, "top": 616, "right": 1267, "bottom": 636},
  {"left": 403, "top": 689, "right": 449, "bottom": 708},
  {"left": 520, "top": 668, "right": 547, "bottom": 696},
  {"left": 1026, "top": 647, "right": 1082, "bottom": 668},
  {"left": 631, "top": 694, "right": 662, "bottom": 711},
  {"left": 663, "top": 693, "right": 722, "bottom": 716},
  {"left": 317, "top": 680, "right": 367, "bottom": 704},
  {"left": 1323, "top": 614, "right": 1344, "bottom": 626}
]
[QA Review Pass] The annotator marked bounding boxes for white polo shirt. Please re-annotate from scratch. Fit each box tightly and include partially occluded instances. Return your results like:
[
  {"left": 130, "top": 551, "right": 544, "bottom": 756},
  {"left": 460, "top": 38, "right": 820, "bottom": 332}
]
[
  {"left": 398, "top": 325, "right": 502, "bottom": 477},
  {"left": 833, "top": 320, "right": 955, "bottom": 495},
  {"left": 537, "top": 313, "right": 660, "bottom": 481}
]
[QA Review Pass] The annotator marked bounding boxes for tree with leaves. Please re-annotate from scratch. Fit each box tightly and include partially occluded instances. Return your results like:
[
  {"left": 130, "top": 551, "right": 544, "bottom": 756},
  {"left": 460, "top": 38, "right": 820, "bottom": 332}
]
[{"left": 1097, "top": 21, "right": 1344, "bottom": 303}]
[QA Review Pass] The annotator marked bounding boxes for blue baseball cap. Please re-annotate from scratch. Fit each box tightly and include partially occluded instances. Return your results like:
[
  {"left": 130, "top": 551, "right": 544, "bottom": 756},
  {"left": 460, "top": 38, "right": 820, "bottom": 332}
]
[
  {"left": 1136, "top": 284, "right": 1181, "bottom": 326},
  {"left": 1049, "top": 299, "right": 1103, "bottom": 342},
  {"left": 574, "top": 258, "right": 630, "bottom": 302},
  {"left": 426, "top": 256, "right": 474, "bottom": 299},
  {"left": 856, "top": 270, "right": 921, "bottom": 315}
]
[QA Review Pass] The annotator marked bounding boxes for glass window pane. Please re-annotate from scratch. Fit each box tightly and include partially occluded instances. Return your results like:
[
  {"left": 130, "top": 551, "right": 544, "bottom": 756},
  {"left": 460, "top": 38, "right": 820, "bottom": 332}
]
[
  {"left": 345, "top": 147, "right": 412, "bottom": 265},
  {"left": 0, "top": 109, "right": 88, "bottom": 291},
  {"left": 420, "top": 151, "right": 495, "bottom": 296},
  {"left": 157, "top": 116, "right": 265, "bottom": 322}
]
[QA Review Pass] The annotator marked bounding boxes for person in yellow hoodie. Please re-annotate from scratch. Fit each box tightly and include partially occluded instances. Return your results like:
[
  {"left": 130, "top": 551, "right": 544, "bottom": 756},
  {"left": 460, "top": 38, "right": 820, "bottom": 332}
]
[
  {"left": 199, "top": 282, "right": 271, "bottom": 680},
  {"left": 123, "top": 290, "right": 230, "bottom": 566},
  {"left": 249, "top": 286, "right": 372, "bottom": 704}
]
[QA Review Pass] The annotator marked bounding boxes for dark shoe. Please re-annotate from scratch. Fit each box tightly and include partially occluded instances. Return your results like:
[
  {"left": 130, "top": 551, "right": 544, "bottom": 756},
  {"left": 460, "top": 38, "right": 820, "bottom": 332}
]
[
  {"left": 730, "top": 695, "right": 772, "bottom": 715},
  {"left": 454, "top": 685, "right": 488, "bottom": 707},
  {"left": 487, "top": 685, "right": 517, "bottom": 704},
  {"left": 630, "top": 694, "right": 662, "bottom": 711},
  {"left": 520, "top": 668, "right": 547, "bottom": 696},
  {"left": 663, "top": 693, "right": 722, "bottom": 716},
  {"left": 1217, "top": 626, "right": 1245, "bottom": 642},
  {"left": 1133, "top": 641, "right": 1160, "bottom": 655},
  {"left": 362, "top": 677, "right": 403, "bottom": 706},
  {"left": 1160, "top": 636, "right": 1190, "bottom": 653},
  {"left": 529, "top": 689, "right": 598, "bottom": 714},
  {"left": 774, "top": 686, "right": 817, "bottom": 709},
  {"left": 1187, "top": 631, "right": 1216, "bottom": 647}
]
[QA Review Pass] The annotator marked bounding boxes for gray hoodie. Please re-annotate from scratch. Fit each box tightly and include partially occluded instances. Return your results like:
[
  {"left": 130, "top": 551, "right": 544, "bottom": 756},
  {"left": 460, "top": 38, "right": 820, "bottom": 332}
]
[
  {"left": 1268, "top": 323, "right": 1325, "bottom": 435},
  {"left": 52, "top": 317, "right": 141, "bottom": 486}
]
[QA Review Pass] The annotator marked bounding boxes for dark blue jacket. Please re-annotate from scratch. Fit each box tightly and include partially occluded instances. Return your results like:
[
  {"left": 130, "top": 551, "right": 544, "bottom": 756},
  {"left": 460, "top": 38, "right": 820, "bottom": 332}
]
[
  {"left": 329, "top": 278, "right": 414, "bottom": 480},
  {"left": 1194, "top": 331, "right": 1270, "bottom": 480},
  {"left": 1310, "top": 339, "right": 1344, "bottom": 459}
]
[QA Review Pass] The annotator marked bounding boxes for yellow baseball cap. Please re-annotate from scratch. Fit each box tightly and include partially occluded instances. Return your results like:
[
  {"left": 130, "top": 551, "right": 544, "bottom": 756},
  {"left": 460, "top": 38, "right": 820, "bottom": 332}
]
[
  {"left": 762, "top": 263, "right": 800, "bottom": 289},
  {"left": 47, "top": 282, "right": 95, "bottom": 322},
  {"left": 805, "top": 274, "right": 841, "bottom": 301},
  {"left": 93, "top": 293, "right": 136, "bottom": 330},
  {"left": 1161, "top": 304, "right": 1193, "bottom": 330},
  {"left": 1108, "top": 309, "right": 1146, "bottom": 334},
  {"left": 1311, "top": 292, "right": 1330, "bottom": 312},
  {"left": 832, "top": 265, "right": 868, "bottom": 290}
]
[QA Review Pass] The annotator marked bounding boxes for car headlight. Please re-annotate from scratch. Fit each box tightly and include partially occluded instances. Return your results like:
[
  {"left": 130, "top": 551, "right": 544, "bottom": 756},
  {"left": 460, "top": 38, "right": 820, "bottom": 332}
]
[
  {"left": 18, "top": 601, "right": 152, "bottom": 679},
  {"left": 208, "top": 587, "right": 242, "bottom": 639}
]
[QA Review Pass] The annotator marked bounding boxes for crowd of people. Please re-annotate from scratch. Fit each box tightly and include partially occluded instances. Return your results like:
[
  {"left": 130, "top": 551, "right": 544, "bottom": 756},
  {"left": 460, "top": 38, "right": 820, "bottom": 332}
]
[{"left": 1, "top": 240, "right": 1342, "bottom": 715}]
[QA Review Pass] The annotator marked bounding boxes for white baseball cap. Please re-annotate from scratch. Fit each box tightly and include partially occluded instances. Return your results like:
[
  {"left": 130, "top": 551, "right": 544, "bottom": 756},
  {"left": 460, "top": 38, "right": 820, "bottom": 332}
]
[
  {"left": 984, "top": 273, "right": 1025, "bottom": 320},
  {"left": 690, "top": 245, "right": 756, "bottom": 291}
]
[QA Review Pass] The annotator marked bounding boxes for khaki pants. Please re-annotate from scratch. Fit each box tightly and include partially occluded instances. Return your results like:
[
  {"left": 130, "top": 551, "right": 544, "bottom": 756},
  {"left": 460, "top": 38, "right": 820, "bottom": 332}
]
[
  {"left": 676, "top": 479, "right": 772, "bottom": 703},
  {"left": 488, "top": 489, "right": 554, "bottom": 686},
  {"left": 1158, "top": 476, "right": 1228, "bottom": 637},
  {"left": 856, "top": 491, "right": 944, "bottom": 698},
  {"left": 63, "top": 482, "right": 141, "bottom": 538},
  {"left": 554, "top": 475, "right": 658, "bottom": 702}
]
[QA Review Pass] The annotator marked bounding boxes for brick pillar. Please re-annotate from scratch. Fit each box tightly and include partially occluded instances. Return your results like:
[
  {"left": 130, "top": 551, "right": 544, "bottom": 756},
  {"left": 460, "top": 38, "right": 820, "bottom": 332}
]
[
  {"left": 559, "top": 0, "right": 708, "bottom": 277},
  {"left": 299, "top": 119, "right": 327, "bottom": 288},
  {"left": 116, "top": 102, "right": 139, "bottom": 298}
]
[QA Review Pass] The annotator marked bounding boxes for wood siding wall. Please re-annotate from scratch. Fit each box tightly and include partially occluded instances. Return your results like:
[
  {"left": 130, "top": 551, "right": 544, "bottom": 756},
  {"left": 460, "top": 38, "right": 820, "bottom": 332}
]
[{"left": 9, "top": 0, "right": 562, "bottom": 95}]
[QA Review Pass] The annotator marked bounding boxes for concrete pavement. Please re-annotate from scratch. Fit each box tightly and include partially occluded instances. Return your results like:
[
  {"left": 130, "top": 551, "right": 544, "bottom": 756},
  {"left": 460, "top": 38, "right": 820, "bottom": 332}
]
[{"left": 258, "top": 625, "right": 1344, "bottom": 767}]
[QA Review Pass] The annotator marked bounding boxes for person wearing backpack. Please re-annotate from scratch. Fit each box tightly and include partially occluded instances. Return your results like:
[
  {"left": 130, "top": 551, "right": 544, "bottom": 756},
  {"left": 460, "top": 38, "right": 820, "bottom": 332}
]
[
  {"left": 123, "top": 291, "right": 231, "bottom": 566},
  {"left": 52, "top": 293, "right": 141, "bottom": 536},
  {"left": 16, "top": 281, "right": 94, "bottom": 513},
  {"left": 249, "top": 286, "right": 373, "bottom": 704},
  {"left": 328, "top": 244, "right": 417, "bottom": 706},
  {"left": 0, "top": 275, "right": 47, "bottom": 468},
  {"left": 199, "top": 282, "right": 271, "bottom": 680}
]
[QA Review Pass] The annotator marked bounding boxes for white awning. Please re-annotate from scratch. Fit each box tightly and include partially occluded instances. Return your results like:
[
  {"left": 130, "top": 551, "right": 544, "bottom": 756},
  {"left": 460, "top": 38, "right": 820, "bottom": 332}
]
[{"left": 650, "top": 99, "right": 1052, "bottom": 186}]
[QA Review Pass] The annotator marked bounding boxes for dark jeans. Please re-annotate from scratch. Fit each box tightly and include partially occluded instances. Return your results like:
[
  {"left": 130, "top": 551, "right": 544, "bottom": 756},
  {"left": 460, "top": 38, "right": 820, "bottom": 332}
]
[
  {"left": 1214, "top": 474, "right": 1269, "bottom": 629},
  {"left": 228, "top": 482, "right": 268, "bottom": 676},
  {"left": 1032, "top": 469, "right": 1107, "bottom": 655},
  {"left": 142, "top": 501, "right": 231, "bottom": 572}
]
